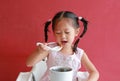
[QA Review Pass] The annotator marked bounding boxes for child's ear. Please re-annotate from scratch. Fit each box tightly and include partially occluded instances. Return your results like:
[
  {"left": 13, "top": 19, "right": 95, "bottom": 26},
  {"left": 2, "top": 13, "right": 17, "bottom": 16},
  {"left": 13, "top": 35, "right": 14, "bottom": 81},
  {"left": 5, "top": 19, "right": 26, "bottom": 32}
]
[{"left": 75, "top": 28, "right": 80, "bottom": 36}]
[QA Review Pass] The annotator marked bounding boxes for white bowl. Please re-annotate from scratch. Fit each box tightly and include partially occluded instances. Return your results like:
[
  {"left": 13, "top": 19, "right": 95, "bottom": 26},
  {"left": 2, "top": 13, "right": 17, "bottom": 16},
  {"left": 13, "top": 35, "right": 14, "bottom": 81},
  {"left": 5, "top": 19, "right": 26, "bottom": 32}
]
[{"left": 49, "top": 66, "right": 73, "bottom": 81}]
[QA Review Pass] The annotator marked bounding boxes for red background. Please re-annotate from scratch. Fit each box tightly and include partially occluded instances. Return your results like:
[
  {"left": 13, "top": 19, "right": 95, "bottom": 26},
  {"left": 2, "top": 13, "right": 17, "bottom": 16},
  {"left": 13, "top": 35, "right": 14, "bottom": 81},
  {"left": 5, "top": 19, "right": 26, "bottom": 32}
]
[{"left": 0, "top": 0, "right": 120, "bottom": 81}]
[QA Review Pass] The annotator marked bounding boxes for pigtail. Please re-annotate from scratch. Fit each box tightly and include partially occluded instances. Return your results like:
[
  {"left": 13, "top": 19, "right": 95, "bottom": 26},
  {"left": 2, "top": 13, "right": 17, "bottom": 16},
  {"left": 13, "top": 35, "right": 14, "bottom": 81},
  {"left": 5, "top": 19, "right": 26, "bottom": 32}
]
[
  {"left": 73, "top": 38, "right": 80, "bottom": 52},
  {"left": 73, "top": 17, "right": 88, "bottom": 52},
  {"left": 79, "top": 17, "right": 88, "bottom": 38},
  {"left": 44, "top": 20, "right": 51, "bottom": 42}
]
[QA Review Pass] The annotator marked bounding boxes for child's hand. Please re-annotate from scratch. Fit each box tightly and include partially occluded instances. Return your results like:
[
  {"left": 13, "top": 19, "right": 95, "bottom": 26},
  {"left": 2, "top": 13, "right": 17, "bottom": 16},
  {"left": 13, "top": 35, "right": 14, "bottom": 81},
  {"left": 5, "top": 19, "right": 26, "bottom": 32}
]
[
  {"left": 36, "top": 42, "right": 50, "bottom": 52},
  {"left": 36, "top": 42, "right": 62, "bottom": 52}
]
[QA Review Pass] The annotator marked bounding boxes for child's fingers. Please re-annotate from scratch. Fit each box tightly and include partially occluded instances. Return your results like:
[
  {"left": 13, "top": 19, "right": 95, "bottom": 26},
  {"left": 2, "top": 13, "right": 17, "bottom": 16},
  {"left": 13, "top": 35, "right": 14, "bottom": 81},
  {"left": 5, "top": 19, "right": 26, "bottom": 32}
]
[
  {"left": 36, "top": 42, "right": 43, "bottom": 46},
  {"left": 36, "top": 42, "right": 49, "bottom": 51},
  {"left": 44, "top": 43, "right": 48, "bottom": 46},
  {"left": 42, "top": 43, "right": 50, "bottom": 51}
]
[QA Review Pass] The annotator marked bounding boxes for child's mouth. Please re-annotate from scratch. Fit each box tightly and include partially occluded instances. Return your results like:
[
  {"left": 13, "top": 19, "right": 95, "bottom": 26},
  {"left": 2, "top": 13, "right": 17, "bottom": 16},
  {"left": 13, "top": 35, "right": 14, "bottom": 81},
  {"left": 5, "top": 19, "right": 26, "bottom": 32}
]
[{"left": 61, "top": 41, "right": 68, "bottom": 44}]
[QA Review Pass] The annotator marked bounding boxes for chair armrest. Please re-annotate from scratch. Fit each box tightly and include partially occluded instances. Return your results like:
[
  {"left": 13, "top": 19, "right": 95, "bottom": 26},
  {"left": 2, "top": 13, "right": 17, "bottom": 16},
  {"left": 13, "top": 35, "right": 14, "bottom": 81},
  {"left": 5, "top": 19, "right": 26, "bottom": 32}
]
[
  {"left": 31, "top": 60, "right": 47, "bottom": 81},
  {"left": 16, "top": 72, "right": 33, "bottom": 81},
  {"left": 77, "top": 71, "right": 89, "bottom": 81}
]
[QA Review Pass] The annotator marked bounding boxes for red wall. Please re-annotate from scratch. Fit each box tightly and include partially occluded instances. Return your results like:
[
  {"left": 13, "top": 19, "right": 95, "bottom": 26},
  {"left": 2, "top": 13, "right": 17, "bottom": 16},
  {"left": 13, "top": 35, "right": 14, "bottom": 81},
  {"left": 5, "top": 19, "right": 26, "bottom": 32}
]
[{"left": 0, "top": 0, "right": 120, "bottom": 81}]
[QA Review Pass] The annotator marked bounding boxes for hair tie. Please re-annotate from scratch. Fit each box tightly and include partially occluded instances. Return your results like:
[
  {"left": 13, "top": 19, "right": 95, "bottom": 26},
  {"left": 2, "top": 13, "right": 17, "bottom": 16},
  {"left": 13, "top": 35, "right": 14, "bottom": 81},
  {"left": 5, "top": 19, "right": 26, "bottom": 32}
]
[
  {"left": 48, "top": 19, "right": 52, "bottom": 22},
  {"left": 78, "top": 16, "right": 83, "bottom": 20}
]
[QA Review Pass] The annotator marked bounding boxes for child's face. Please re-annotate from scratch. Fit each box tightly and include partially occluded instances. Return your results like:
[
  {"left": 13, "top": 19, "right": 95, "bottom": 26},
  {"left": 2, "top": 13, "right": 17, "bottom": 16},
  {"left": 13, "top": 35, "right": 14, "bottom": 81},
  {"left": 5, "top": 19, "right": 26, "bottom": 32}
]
[{"left": 53, "top": 18, "right": 80, "bottom": 47}]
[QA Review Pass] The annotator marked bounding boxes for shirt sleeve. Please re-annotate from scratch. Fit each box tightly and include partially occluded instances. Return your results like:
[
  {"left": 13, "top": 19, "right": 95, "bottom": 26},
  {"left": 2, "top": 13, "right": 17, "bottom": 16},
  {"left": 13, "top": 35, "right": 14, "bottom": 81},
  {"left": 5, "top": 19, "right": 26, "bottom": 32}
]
[{"left": 76, "top": 48, "right": 84, "bottom": 61}]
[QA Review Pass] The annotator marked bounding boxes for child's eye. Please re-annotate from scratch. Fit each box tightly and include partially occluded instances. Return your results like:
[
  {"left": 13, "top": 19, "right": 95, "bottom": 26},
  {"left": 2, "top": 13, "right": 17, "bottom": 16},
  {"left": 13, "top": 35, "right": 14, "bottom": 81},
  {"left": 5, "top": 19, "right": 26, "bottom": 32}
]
[
  {"left": 55, "top": 32, "right": 61, "bottom": 34},
  {"left": 65, "top": 32, "right": 70, "bottom": 34}
]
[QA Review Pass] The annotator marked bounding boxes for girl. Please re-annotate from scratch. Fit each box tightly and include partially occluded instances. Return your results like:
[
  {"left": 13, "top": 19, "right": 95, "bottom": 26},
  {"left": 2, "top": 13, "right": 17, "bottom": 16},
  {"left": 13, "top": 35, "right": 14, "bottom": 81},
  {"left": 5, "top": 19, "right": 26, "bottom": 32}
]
[{"left": 26, "top": 11, "right": 99, "bottom": 81}]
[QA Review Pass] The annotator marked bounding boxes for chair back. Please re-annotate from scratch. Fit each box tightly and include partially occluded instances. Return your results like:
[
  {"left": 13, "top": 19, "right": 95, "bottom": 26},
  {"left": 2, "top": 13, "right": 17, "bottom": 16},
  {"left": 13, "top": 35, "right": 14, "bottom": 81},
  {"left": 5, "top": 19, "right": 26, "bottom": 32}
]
[{"left": 31, "top": 60, "right": 47, "bottom": 81}]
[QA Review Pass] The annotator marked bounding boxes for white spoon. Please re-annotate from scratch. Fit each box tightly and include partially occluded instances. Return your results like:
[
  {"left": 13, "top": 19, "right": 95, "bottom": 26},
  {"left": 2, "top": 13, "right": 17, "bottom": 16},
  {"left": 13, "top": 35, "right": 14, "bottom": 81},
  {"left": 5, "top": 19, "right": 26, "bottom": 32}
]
[{"left": 36, "top": 42, "right": 62, "bottom": 52}]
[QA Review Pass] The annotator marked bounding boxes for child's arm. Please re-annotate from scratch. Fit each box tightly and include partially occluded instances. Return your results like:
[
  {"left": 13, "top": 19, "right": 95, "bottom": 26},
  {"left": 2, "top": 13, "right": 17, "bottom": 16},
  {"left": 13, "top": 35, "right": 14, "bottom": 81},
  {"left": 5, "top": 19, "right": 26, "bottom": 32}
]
[
  {"left": 26, "top": 43, "right": 49, "bottom": 67},
  {"left": 81, "top": 52, "right": 99, "bottom": 81}
]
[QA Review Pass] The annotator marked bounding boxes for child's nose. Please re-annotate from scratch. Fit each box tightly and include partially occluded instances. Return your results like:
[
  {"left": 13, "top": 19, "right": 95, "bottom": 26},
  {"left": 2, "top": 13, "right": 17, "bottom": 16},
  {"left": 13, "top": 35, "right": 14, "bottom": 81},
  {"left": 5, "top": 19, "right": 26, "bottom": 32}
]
[{"left": 61, "top": 33, "right": 66, "bottom": 38}]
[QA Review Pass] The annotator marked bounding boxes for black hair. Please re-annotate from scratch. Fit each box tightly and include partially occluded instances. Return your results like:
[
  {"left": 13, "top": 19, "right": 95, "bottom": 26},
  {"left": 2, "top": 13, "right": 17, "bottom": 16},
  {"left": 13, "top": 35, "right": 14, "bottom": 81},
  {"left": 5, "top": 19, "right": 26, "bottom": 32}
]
[{"left": 44, "top": 11, "right": 88, "bottom": 52}]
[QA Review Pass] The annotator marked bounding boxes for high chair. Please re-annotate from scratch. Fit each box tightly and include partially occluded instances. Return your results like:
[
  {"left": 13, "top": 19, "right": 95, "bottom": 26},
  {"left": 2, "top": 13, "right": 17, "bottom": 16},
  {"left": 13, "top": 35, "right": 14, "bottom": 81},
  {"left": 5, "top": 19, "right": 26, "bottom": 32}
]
[{"left": 16, "top": 59, "right": 89, "bottom": 81}]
